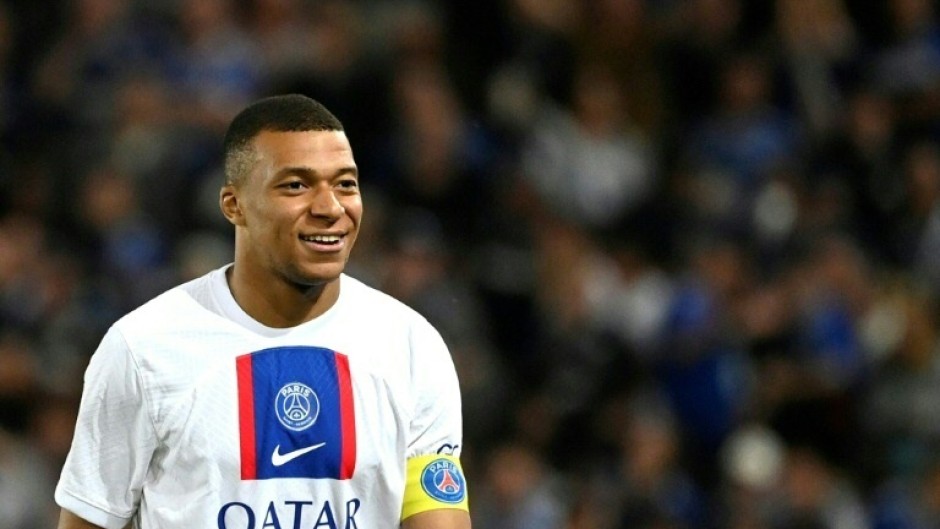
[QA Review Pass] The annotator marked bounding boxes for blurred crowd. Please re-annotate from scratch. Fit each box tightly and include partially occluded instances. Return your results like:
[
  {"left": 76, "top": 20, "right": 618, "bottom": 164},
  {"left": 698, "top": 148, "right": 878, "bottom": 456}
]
[{"left": 1, "top": 0, "right": 940, "bottom": 527}]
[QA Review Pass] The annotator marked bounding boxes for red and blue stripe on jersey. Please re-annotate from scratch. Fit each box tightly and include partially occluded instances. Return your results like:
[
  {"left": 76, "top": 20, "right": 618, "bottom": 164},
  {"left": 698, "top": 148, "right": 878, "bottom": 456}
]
[{"left": 236, "top": 346, "right": 356, "bottom": 480}]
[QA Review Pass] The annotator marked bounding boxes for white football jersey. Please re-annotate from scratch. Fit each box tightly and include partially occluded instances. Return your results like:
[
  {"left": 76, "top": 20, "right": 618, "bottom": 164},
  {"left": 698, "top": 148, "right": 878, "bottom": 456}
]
[{"left": 55, "top": 266, "right": 465, "bottom": 529}]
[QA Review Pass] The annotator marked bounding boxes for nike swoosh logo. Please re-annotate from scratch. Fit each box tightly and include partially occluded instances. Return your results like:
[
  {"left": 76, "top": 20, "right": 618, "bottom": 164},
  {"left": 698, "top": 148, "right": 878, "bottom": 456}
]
[{"left": 271, "top": 442, "right": 326, "bottom": 467}]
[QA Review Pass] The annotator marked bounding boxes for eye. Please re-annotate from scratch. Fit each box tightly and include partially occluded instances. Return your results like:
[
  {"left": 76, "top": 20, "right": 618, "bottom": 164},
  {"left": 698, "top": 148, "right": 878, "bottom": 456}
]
[
  {"left": 281, "top": 180, "right": 307, "bottom": 191},
  {"left": 337, "top": 178, "right": 359, "bottom": 190}
]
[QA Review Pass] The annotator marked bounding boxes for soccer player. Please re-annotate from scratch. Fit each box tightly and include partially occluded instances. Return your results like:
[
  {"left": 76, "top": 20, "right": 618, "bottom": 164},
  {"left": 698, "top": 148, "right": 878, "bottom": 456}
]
[{"left": 55, "top": 94, "right": 471, "bottom": 529}]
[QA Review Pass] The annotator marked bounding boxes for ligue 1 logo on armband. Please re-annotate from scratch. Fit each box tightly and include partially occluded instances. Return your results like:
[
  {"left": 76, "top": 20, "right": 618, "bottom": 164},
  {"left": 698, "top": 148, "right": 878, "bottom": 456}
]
[{"left": 420, "top": 458, "right": 466, "bottom": 504}]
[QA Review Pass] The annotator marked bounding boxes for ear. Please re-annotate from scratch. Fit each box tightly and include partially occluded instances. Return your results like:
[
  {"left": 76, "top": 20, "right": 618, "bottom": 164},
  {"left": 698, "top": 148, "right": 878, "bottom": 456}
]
[{"left": 220, "top": 185, "right": 246, "bottom": 226}]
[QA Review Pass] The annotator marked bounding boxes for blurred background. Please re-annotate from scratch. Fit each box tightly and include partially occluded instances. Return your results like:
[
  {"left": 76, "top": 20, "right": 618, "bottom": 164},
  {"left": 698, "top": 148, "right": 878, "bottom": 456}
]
[{"left": 1, "top": 0, "right": 940, "bottom": 527}]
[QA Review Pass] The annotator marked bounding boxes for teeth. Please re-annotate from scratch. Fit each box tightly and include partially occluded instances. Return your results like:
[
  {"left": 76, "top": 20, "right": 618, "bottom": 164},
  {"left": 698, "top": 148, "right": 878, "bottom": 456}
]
[{"left": 304, "top": 234, "right": 341, "bottom": 243}]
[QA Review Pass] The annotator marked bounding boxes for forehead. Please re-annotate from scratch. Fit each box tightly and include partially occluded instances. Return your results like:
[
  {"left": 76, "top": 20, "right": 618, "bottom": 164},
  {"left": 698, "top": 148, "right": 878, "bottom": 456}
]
[{"left": 251, "top": 129, "right": 355, "bottom": 170}]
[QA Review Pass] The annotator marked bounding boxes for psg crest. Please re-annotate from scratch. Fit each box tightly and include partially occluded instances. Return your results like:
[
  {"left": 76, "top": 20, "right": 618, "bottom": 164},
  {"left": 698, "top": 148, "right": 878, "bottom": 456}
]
[
  {"left": 420, "top": 458, "right": 466, "bottom": 504},
  {"left": 276, "top": 382, "right": 320, "bottom": 431}
]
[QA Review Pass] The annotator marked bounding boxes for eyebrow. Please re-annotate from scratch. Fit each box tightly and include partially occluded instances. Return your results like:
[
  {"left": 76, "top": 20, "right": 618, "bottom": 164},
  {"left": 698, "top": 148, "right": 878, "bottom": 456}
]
[{"left": 275, "top": 165, "right": 359, "bottom": 179}]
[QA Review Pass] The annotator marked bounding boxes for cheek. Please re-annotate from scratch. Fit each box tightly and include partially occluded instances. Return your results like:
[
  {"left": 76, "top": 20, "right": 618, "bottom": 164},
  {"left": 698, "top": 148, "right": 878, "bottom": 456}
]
[
  {"left": 345, "top": 199, "right": 364, "bottom": 227},
  {"left": 248, "top": 203, "right": 296, "bottom": 240}
]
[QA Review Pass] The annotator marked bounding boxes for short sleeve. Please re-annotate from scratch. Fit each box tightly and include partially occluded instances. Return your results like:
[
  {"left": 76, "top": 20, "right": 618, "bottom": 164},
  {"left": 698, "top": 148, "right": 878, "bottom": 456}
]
[
  {"left": 401, "top": 320, "right": 469, "bottom": 520},
  {"left": 55, "top": 326, "right": 158, "bottom": 529},
  {"left": 405, "top": 320, "right": 464, "bottom": 458}
]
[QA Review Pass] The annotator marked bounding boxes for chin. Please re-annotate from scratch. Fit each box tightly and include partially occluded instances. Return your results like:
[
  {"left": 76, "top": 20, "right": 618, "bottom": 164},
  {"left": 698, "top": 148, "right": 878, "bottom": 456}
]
[{"left": 285, "top": 263, "right": 345, "bottom": 288}]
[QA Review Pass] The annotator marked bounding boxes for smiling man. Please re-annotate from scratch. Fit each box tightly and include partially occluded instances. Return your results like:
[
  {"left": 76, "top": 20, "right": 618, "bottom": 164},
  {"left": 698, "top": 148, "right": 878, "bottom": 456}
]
[{"left": 55, "top": 95, "right": 471, "bottom": 529}]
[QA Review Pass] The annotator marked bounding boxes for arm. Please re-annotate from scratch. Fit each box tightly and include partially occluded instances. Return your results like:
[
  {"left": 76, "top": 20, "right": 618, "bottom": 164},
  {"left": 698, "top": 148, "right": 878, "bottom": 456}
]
[
  {"left": 402, "top": 509, "right": 471, "bottom": 529},
  {"left": 57, "top": 510, "right": 133, "bottom": 529},
  {"left": 57, "top": 509, "right": 105, "bottom": 529}
]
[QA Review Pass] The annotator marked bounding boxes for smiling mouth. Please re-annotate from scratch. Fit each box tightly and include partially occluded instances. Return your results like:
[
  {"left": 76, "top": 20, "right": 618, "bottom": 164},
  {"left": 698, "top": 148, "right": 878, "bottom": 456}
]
[
  {"left": 300, "top": 233, "right": 345, "bottom": 250},
  {"left": 301, "top": 234, "right": 342, "bottom": 243}
]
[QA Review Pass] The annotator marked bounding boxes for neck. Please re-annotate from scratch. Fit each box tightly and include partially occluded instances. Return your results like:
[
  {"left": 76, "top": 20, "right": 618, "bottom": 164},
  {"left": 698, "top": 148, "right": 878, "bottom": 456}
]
[{"left": 225, "top": 265, "right": 341, "bottom": 328}]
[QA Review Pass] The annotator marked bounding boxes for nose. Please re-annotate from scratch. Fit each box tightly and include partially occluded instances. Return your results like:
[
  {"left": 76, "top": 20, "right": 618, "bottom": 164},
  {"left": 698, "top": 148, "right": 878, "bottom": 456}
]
[{"left": 310, "top": 184, "right": 345, "bottom": 219}]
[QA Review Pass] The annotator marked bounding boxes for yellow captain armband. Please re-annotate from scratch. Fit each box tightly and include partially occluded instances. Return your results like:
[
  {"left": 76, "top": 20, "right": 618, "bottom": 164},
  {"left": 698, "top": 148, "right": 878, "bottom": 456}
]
[{"left": 401, "top": 454, "right": 469, "bottom": 520}]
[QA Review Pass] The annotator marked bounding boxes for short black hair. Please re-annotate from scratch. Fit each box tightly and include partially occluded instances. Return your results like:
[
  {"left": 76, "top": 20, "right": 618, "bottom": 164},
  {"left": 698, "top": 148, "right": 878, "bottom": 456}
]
[{"left": 223, "top": 94, "right": 345, "bottom": 185}]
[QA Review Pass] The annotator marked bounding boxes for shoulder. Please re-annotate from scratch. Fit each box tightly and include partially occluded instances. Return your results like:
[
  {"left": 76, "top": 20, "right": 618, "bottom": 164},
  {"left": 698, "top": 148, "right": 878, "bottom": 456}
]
[
  {"left": 339, "top": 275, "right": 448, "bottom": 358},
  {"left": 341, "top": 274, "right": 434, "bottom": 328},
  {"left": 113, "top": 270, "right": 222, "bottom": 338}
]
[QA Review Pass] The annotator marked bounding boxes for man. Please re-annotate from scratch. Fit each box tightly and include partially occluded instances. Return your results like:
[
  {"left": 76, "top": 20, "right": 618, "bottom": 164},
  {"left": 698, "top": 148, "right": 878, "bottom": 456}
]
[{"left": 55, "top": 94, "right": 471, "bottom": 529}]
